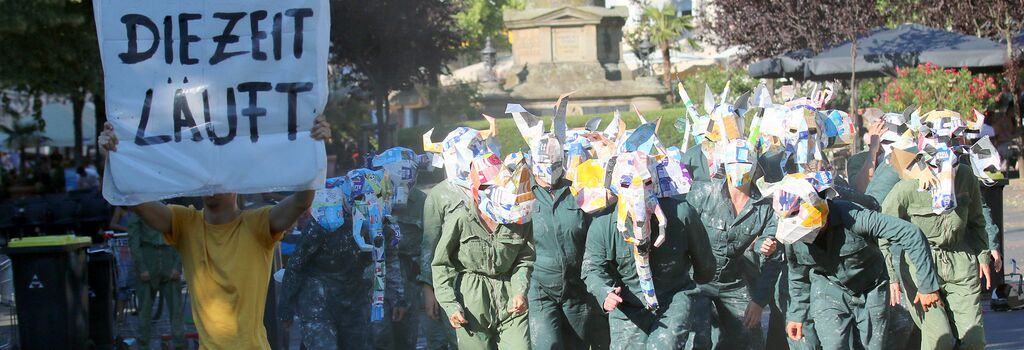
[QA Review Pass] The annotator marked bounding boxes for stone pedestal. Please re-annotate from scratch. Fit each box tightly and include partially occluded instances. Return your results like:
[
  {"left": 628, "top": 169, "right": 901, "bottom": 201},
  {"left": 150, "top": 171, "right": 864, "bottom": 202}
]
[{"left": 489, "top": 4, "right": 666, "bottom": 115}]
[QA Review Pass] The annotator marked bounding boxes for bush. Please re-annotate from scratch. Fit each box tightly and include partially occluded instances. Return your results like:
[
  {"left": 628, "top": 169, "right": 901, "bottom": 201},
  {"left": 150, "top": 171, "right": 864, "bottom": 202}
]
[
  {"left": 866, "top": 63, "right": 1000, "bottom": 116},
  {"left": 670, "top": 65, "right": 760, "bottom": 110}
]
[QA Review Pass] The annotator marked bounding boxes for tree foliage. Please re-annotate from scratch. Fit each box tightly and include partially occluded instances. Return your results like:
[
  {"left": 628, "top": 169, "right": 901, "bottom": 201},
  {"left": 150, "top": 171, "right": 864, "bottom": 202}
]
[
  {"left": 701, "top": 0, "right": 884, "bottom": 61},
  {"left": 639, "top": 3, "right": 697, "bottom": 103},
  {"left": 455, "top": 0, "right": 523, "bottom": 51},
  {"left": 0, "top": 0, "right": 102, "bottom": 164},
  {"left": 329, "top": 0, "right": 465, "bottom": 148}
]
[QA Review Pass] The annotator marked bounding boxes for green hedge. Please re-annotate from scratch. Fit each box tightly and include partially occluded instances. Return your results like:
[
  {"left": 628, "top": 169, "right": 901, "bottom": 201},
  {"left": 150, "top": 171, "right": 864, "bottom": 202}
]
[{"left": 396, "top": 108, "right": 692, "bottom": 154}]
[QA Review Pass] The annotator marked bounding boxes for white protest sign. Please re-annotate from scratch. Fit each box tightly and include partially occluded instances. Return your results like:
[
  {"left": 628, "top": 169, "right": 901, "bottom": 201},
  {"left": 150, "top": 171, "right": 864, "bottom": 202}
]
[{"left": 94, "top": 0, "right": 330, "bottom": 205}]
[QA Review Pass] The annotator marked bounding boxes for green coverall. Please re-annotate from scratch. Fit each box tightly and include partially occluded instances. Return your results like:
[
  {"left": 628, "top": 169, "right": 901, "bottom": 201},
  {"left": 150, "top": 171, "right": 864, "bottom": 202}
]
[
  {"left": 881, "top": 164, "right": 990, "bottom": 350},
  {"left": 392, "top": 188, "right": 428, "bottom": 349},
  {"left": 582, "top": 197, "right": 716, "bottom": 350},
  {"left": 686, "top": 178, "right": 782, "bottom": 350},
  {"left": 430, "top": 182, "right": 535, "bottom": 349},
  {"left": 419, "top": 181, "right": 466, "bottom": 349},
  {"left": 528, "top": 180, "right": 610, "bottom": 350},
  {"left": 786, "top": 199, "right": 940, "bottom": 350},
  {"left": 849, "top": 149, "right": 923, "bottom": 350},
  {"left": 129, "top": 215, "right": 185, "bottom": 349}
]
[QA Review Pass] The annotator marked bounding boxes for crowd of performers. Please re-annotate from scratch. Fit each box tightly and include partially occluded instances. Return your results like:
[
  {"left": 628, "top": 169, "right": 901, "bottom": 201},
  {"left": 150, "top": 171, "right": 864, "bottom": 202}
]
[{"left": 281, "top": 83, "right": 1001, "bottom": 350}]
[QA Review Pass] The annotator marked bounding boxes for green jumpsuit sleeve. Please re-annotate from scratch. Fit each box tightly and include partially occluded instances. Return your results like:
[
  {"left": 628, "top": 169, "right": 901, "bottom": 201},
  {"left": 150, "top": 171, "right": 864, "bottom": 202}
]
[
  {"left": 864, "top": 163, "right": 900, "bottom": 208},
  {"left": 785, "top": 246, "right": 812, "bottom": 323},
  {"left": 682, "top": 202, "right": 716, "bottom": 285},
  {"left": 582, "top": 210, "right": 619, "bottom": 302},
  {"left": 961, "top": 168, "right": 991, "bottom": 265},
  {"left": 509, "top": 229, "right": 535, "bottom": 298},
  {"left": 880, "top": 180, "right": 912, "bottom": 283},
  {"left": 431, "top": 211, "right": 464, "bottom": 317},
  {"left": 419, "top": 187, "right": 444, "bottom": 286},
  {"left": 983, "top": 201, "right": 1000, "bottom": 251},
  {"left": 851, "top": 204, "right": 940, "bottom": 294}
]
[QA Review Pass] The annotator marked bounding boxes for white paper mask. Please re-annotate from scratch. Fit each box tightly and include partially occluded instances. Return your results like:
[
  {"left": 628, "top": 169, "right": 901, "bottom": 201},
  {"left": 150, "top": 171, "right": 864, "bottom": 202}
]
[
  {"left": 477, "top": 152, "right": 536, "bottom": 224},
  {"left": 372, "top": 147, "right": 420, "bottom": 206},
  {"left": 422, "top": 116, "right": 499, "bottom": 189},
  {"left": 771, "top": 176, "right": 829, "bottom": 244}
]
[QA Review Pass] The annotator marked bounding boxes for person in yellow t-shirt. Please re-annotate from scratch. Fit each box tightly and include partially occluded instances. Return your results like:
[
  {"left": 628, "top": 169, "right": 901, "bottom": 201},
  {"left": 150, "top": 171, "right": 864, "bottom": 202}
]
[{"left": 97, "top": 115, "right": 332, "bottom": 349}]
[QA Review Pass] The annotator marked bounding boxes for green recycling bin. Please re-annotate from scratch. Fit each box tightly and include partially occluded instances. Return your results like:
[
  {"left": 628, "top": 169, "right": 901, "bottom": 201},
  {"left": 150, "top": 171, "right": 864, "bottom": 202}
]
[{"left": 4, "top": 235, "right": 91, "bottom": 350}]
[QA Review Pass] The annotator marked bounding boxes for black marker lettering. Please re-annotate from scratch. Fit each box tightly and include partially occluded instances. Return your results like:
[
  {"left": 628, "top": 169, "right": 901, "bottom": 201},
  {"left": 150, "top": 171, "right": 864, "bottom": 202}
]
[
  {"left": 172, "top": 89, "right": 204, "bottom": 142},
  {"left": 272, "top": 13, "right": 283, "bottom": 60},
  {"left": 118, "top": 14, "right": 160, "bottom": 64},
  {"left": 210, "top": 12, "right": 248, "bottom": 65},
  {"left": 204, "top": 88, "right": 237, "bottom": 145},
  {"left": 163, "top": 16, "right": 173, "bottom": 64},
  {"left": 135, "top": 89, "right": 171, "bottom": 146},
  {"left": 237, "top": 82, "right": 272, "bottom": 143},
  {"left": 275, "top": 82, "right": 313, "bottom": 140},
  {"left": 250, "top": 10, "right": 268, "bottom": 61},
  {"left": 178, "top": 13, "right": 201, "bottom": 65},
  {"left": 285, "top": 8, "right": 313, "bottom": 59}
]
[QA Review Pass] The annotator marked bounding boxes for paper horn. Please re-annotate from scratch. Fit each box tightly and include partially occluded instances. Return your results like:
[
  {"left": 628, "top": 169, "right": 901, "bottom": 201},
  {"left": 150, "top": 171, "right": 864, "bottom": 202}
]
[
  {"left": 422, "top": 128, "right": 442, "bottom": 153},
  {"left": 508, "top": 104, "right": 543, "bottom": 143},
  {"left": 479, "top": 114, "right": 498, "bottom": 139}
]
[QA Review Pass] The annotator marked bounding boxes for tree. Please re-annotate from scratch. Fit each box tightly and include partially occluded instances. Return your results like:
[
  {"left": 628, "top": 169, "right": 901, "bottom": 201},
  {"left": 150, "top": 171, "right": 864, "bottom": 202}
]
[
  {"left": 702, "top": 0, "right": 882, "bottom": 148},
  {"left": 329, "top": 0, "right": 464, "bottom": 149},
  {"left": 702, "top": 0, "right": 833, "bottom": 61},
  {"left": 640, "top": 3, "right": 698, "bottom": 103},
  {"left": 0, "top": 0, "right": 102, "bottom": 165},
  {"left": 455, "top": 0, "right": 523, "bottom": 51}
]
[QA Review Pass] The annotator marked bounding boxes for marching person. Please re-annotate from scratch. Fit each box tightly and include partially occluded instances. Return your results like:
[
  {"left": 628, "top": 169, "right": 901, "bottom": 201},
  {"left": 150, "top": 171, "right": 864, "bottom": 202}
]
[
  {"left": 127, "top": 207, "right": 185, "bottom": 349},
  {"left": 581, "top": 140, "right": 716, "bottom": 349},
  {"left": 278, "top": 174, "right": 407, "bottom": 350},
  {"left": 97, "top": 115, "right": 332, "bottom": 349},
  {"left": 764, "top": 175, "right": 942, "bottom": 350},
  {"left": 373, "top": 147, "right": 432, "bottom": 349},
  {"left": 882, "top": 157, "right": 991, "bottom": 350},
  {"left": 423, "top": 122, "right": 534, "bottom": 349},
  {"left": 511, "top": 102, "right": 610, "bottom": 350},
  {"left": 686, "top": 139, "right": 782, "bottom": 350}
]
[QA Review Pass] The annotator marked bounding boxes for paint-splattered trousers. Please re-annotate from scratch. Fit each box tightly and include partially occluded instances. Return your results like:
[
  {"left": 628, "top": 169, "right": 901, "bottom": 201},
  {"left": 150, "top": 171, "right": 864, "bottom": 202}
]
[
  {"left": 692, "top": 286, "right": 765, "bottom": 350},
  {"left": 899, "top": 249, "right": 985, "bottom": 350},
  {"left": 807, "top": 278, "right": 888, "bottom": 350},
  {"left": 393, "top": 255, "right": 422, "bottom": 349},
  {"left": 608, "top": 290, "right": 699, "bottom": 350},
  {"left": 296, "top": 278, "right": 394, "bottom": 350},
  {"left": 528, "top": 278, "right": 609, "bottom": 350}
]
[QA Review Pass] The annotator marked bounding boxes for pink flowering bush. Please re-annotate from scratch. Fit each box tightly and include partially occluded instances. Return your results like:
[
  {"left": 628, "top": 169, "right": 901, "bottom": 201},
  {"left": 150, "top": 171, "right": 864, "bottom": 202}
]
[{"left": 870, "top": 62, "right": 1001, "bottom": 116}]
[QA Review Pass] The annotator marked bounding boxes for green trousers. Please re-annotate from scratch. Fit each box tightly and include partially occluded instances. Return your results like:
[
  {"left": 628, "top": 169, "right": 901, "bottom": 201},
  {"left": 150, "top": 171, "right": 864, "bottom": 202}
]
[
  {"left": 527, "top": 280, "right": 609, "bottom": 350},
  {"left": 136, "top": 277, "right": 185, "bottom": 349},
  {"left": 608, "top": 290, "right": 698, "bottom": 350},
  {"left": 694, "top": 286, "right": 765, "bottom": 350},
  {"left": 900, "top": 250, "right": 985, "bottom": 350},
  {"left": 454, "top": 273, "right": 530, "bottom": 349},
  {"left": 808, "top": 278, "right": 888, "bottom": 350}
]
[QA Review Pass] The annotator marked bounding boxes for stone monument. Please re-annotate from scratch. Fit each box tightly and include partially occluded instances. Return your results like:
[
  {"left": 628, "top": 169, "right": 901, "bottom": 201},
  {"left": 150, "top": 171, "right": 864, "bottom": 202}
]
[{"left": 491, "top": 0, "right": 667, "bottom": 115}]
